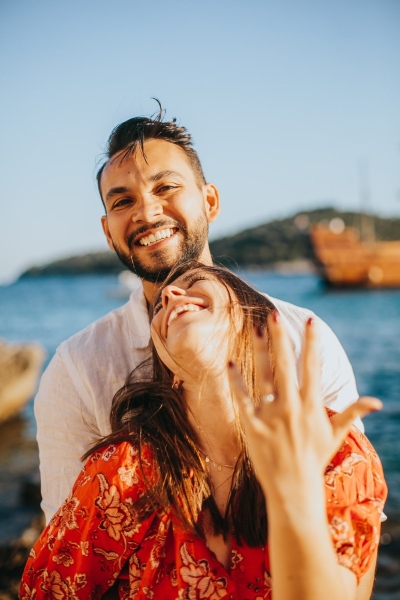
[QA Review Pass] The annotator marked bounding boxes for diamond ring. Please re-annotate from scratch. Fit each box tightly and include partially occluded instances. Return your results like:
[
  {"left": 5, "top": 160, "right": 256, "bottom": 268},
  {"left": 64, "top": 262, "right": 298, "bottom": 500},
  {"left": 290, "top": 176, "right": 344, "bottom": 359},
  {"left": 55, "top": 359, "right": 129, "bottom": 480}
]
[{"left": 263, "top": 393, "right": 275, "bottom": 403}]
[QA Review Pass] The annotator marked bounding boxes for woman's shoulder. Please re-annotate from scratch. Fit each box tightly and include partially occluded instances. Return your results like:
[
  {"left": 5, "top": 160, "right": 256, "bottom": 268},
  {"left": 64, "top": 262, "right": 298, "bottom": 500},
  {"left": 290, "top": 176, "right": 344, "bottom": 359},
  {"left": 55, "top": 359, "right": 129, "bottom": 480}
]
[
  {"left": 78, "top": 440, "right": 157, "bottom": 498},
  {"left": 326, "top": 410, "right": 385, "bottom": 479},
  {"left": 325, "top": 409, "right": 386, "bottom": 502},
  {"left": 324, "top": 409, "right": 387, "bottom": 580}
]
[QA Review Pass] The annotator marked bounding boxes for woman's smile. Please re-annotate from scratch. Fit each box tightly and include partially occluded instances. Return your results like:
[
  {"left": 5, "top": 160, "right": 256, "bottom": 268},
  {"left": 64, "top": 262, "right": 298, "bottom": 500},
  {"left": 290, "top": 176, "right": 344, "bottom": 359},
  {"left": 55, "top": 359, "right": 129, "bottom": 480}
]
[{"left": 166, "top": 302, "right": 205, "bottom": 332}]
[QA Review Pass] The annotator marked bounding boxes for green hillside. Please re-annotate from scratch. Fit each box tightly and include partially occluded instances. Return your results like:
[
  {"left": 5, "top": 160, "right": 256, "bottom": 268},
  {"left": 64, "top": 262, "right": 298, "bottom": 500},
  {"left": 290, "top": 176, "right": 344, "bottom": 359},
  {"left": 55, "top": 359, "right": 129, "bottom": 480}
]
[{"left": 20, "top": 208, "right": 400, "bottom": 277}]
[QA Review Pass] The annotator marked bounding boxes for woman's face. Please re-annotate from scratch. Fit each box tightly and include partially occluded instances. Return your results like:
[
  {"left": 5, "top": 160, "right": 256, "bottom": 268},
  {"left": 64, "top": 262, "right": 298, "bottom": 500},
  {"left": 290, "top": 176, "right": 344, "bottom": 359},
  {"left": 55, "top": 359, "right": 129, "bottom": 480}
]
[{"left": 151, "top": 268, "right": 239, "bottom": 380}]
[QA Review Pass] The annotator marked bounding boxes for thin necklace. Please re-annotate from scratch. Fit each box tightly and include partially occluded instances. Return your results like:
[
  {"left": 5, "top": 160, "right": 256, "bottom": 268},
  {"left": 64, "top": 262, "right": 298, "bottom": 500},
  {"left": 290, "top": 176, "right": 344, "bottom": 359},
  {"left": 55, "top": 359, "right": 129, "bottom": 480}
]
[
  {"left": 191, "top": 411, "right": 237, "bottom": 472},
  {"left": 197, "top": 446, "right": 236, "bottom": 472},
  {"left": 213, "top": 472, "right": 234, "bottom": 490}
]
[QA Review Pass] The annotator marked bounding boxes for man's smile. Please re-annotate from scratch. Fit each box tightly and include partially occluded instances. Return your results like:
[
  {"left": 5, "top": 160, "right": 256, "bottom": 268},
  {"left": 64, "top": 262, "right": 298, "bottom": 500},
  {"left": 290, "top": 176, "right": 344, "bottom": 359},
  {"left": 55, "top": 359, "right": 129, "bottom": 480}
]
[{"left": 137, "top": 227, "right": 177, "bottom": 247}]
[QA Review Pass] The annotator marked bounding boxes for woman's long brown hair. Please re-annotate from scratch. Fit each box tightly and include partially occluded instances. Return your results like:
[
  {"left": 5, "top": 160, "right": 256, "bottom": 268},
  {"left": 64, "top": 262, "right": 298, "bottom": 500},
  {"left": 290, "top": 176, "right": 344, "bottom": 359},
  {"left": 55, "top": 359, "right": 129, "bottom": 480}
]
[{"left": 86, "top": 262, "right": 277, "bottom": 547}]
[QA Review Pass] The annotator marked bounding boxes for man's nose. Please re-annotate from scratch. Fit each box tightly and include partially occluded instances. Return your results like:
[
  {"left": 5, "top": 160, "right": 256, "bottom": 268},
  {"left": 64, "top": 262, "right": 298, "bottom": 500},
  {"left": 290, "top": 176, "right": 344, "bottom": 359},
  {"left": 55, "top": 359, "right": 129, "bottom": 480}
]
[
  {"left": 132, "top": 195, "right": 163, "bottom": 223},
  {"left": 161, "top": 285, "right": 185, "bottom": 309}
]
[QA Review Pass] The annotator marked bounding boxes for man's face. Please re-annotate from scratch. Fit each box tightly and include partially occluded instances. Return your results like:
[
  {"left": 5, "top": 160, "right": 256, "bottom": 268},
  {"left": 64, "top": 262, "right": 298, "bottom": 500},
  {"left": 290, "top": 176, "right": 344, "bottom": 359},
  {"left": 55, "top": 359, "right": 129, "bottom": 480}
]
[{"left": 100, "top": 139, "right": 220, "bottom": 284}]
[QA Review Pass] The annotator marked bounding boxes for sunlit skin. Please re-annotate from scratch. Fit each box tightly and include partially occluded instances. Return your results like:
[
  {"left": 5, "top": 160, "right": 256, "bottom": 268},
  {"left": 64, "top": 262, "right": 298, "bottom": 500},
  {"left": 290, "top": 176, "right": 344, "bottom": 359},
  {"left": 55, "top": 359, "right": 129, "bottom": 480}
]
[
  {"left": 151, "top": 270, "right": 239, "bottom": 383},
  {"left": 150, "top": 271, "right": 240, "bottom": 469},
  {"left": 100, "top": 139, "right": 220, "bottom": 302},
  {"left": 151, "top": 270, "right": 242, "bottom": 569}
]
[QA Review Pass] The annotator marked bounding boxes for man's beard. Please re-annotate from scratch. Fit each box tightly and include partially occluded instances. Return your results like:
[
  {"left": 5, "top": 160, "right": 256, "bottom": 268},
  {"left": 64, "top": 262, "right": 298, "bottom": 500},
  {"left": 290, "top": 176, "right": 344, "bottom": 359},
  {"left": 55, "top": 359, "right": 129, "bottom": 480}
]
[{"left": 112, "top": 216, "right": 209, "bottom": 284}]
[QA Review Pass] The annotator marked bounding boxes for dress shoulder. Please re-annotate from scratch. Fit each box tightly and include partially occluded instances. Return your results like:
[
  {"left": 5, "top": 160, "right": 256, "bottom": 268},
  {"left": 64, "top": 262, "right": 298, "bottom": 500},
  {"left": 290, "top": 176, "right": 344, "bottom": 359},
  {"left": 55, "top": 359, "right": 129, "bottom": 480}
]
[
  {"left": 325, "top": 412, "right": 387, "bottom": 581},
  {"left": 20, "top": 442, "right": 157, "bottom": 600}
]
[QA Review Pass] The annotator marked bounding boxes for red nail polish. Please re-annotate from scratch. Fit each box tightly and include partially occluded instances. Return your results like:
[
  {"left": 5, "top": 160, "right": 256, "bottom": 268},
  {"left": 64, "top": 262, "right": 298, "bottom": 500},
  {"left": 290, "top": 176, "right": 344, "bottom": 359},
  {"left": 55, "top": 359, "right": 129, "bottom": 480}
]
[
  {"left": 255, "top": 325, "right": 263, "bottom": 338},
  {"left": 228, "top": 361, "right": 234, "bottom": 368},
  {"left": 307, "top": 317, "right": 314, "bottom": 326}
]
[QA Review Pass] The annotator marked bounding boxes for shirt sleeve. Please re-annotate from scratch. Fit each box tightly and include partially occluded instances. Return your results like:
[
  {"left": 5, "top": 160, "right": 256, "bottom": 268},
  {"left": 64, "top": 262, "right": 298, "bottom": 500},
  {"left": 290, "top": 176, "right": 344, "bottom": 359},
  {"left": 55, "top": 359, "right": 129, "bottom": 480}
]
[
  {"left": 324, "top": 419, "right": 387, "bottom": 582},
  {"left": 20, "top": 442, "right": 157, "bottom": 600},
  {"left": 268, "top": 297, "right": 360, "bottom": 426},
  {"left": 315, "top": 316, "right": 359, "bottom": 414},
  {"left": 34, "top": 349, "right": 100, "bottom": 524}
]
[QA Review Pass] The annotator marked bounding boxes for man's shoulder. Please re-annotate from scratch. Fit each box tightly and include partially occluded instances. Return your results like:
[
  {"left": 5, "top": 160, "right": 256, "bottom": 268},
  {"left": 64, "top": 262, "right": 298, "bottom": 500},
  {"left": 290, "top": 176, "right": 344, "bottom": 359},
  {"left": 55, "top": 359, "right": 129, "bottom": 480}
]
[
  {"left": 264, "top": 295, "right": 341, "bottom": 362},
  {"left": 267, "top": 294, "right": 314, "bottom": 320},
  {"left": 56, "top": 286, "right": 150, "bottom": 360},
  {"left": 266, "top": 295, "right": 316, "bottom": 341},
  {"left": 60, "top": 299, "right": 131, "bottom": 349}
]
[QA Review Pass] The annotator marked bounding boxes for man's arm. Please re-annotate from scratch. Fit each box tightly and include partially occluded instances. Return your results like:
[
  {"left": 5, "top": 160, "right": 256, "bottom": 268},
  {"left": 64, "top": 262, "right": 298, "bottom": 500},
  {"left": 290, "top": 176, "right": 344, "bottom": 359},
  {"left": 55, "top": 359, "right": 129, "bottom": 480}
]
[
  {"left": 34, "top": 348, "right": 100, "bottom": 523},
  {"left": 269, "top": 296, "right": 361, "bottom": 425}
]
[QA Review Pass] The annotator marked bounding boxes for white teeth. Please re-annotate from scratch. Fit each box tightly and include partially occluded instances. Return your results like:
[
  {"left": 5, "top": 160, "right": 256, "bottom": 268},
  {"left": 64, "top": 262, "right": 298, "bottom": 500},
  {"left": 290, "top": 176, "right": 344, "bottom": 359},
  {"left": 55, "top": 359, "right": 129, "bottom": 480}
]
[
  {"left": 139, "top": 228, "right": 174, "bottom": 246},
  {"left": 168, "top": 304, "right": 202, "bottom": 328}
]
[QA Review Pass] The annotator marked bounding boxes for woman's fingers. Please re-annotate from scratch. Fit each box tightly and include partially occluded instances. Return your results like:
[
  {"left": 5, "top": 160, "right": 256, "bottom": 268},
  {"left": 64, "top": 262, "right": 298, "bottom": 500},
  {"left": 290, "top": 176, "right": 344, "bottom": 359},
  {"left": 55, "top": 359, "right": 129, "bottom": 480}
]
[
  {"left": 253, "top": 325, "right": 274, "bottom": 398},
  {"left": 300, "top": 317, "right": 321, "bottom": 407},
  {"left": 330, "top": 397, "right": 383, "bottom": 445},
  {"left": 267, "top": 311, "right": 299, "bottom": 406}
]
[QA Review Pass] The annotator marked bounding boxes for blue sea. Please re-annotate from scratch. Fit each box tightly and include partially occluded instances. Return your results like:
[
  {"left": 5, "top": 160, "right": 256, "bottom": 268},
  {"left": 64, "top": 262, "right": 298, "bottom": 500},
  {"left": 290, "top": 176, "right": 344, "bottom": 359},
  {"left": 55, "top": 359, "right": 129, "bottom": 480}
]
[{"left": 0, "top": 272, "right": 399, "bottom": 590}]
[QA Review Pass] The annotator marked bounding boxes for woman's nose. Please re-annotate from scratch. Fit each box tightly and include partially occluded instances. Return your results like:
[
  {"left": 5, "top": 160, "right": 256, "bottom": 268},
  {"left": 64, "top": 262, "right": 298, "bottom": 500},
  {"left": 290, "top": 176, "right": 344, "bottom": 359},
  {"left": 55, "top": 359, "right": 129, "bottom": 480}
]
[{"left": 161, "top": 285, "right": 185, "bottom": 309}]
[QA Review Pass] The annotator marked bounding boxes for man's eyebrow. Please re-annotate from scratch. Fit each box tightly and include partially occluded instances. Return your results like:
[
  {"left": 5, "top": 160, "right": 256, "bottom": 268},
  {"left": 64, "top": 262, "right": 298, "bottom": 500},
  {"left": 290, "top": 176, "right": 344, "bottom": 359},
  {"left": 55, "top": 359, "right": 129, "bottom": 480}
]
[
  {"left": 104, "top": 171, "right": 183, "bottom": 202},
  {"left": 149, "top": 170, "right": 184, "bottom": 182},
  {"left": 105, "top": 186, "right": 130, "bottom": 203}
]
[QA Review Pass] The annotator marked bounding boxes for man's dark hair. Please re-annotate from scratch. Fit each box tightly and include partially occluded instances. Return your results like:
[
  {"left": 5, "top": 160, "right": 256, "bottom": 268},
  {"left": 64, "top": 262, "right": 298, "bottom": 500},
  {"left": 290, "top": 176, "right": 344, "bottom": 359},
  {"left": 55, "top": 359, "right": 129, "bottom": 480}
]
[{"left": 97, "top": 100, "right": 206, "bottom": 204}]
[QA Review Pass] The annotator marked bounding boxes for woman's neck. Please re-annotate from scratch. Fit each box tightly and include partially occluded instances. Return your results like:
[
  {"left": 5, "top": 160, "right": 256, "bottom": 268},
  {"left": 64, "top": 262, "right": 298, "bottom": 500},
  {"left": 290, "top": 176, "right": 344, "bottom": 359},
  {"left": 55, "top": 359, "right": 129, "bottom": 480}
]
[{"left": 183, "top": 378, "right": 239, "bottom": 468}]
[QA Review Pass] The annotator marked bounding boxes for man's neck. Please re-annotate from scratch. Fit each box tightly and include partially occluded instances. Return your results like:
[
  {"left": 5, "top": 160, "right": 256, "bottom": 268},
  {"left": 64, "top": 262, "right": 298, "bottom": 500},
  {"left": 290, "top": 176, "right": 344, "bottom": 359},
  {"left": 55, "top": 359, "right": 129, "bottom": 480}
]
[
  {"left": 141, "top": 248, "right": 214, "bottom": 304},
  {"left": 142, "top": 280, "right": 163, "bottom": 305}
]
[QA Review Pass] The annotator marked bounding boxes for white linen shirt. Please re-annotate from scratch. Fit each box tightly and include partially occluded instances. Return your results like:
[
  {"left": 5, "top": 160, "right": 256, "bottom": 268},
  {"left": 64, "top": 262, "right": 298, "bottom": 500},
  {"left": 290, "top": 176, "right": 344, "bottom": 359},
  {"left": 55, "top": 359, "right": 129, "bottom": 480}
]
[{"left": 35, "top": 284, "right": 360, "bottom": 524}]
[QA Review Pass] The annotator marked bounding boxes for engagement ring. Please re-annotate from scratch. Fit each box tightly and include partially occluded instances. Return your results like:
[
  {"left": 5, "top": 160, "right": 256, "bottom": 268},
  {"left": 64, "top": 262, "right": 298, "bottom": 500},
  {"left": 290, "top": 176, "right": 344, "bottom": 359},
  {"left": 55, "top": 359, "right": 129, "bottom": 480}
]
[{"left": 263, "top": 393, "right": 275, "bottom": 403}]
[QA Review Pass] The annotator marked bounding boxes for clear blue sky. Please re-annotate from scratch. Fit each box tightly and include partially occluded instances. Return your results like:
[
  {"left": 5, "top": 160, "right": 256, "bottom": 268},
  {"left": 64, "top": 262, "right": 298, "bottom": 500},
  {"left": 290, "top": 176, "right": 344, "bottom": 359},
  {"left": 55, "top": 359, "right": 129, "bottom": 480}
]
[{"left": 1, "top": 0, "right": 399, "bottom": 282}]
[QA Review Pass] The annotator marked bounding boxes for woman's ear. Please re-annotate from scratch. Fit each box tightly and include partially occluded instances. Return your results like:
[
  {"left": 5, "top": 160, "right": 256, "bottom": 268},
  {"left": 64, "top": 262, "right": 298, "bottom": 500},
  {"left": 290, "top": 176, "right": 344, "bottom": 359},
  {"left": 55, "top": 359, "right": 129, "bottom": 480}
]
[{"left": 172, "top": 376, "right": 183, "bottom": 390}]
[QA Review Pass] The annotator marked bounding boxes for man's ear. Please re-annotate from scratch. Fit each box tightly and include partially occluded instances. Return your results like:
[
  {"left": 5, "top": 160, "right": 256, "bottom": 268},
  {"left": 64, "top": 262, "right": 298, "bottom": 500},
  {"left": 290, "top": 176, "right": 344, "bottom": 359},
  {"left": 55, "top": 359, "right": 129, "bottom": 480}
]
[
  {"left": 203, "top": 183, "right": 220, "bottom": 223},
  {"left": 101, "top": 215, "right": 115, "bottom": 252}
]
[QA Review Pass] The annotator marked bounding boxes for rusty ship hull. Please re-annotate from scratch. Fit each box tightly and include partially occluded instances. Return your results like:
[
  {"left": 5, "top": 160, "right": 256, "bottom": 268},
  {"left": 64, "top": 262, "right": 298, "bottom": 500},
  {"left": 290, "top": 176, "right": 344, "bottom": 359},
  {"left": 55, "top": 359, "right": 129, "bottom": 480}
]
[{"left": 310, "top": 225, "right": 400, "bottom": 288}]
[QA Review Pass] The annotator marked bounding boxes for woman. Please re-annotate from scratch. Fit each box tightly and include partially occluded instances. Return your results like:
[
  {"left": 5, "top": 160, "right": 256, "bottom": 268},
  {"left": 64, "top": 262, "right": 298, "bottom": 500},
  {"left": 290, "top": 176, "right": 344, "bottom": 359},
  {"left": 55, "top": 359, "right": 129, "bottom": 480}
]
[{"left": 20, "top": 262, "right": 387, "bottom": 600}]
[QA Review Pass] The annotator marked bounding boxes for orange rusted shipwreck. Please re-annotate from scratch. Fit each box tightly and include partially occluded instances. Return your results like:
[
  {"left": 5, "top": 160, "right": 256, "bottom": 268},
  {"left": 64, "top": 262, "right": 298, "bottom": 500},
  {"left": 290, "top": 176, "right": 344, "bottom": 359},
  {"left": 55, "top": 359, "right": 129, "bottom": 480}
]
[{"left": 310, "top": 224, "right": 400, "bottom": 288}]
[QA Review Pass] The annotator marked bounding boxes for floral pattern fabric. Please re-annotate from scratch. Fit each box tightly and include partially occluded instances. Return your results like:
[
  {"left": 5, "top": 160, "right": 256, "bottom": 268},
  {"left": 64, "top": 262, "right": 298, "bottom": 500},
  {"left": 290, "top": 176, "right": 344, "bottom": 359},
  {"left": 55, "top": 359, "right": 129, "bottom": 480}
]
[{"left": 20, "top": 418, "right": 387, "bottom": 600}]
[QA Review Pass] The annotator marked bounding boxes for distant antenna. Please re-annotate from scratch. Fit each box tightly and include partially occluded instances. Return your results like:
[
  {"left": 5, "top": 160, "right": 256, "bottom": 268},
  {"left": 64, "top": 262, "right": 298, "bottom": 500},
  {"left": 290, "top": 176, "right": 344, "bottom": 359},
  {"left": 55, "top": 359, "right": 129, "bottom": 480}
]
[{"left": 358, "top": 159, "right": 375, "bottom": 243}]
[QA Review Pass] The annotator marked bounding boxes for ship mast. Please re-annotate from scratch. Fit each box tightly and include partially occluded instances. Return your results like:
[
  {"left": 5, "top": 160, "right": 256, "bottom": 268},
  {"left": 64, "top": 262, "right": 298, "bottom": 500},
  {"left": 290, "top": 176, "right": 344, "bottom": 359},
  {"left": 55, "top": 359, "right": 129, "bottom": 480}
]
[{"left": 358, "top": 159, "right": 375, "bottom": 244}]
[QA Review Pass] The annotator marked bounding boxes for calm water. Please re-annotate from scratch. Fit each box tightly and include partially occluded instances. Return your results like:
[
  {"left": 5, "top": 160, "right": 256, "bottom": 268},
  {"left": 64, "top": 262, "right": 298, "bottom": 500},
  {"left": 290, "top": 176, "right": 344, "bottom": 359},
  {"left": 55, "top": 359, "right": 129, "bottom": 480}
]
[{"left": 0, "top": 271, "right": 399, "bottom": 534}]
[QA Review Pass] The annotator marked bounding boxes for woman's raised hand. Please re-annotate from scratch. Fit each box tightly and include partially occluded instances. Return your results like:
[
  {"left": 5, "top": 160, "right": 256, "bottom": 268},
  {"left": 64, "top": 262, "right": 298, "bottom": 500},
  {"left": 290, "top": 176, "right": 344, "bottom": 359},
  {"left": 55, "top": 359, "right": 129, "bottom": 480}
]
[{"left": 228, "top": 311, "right": 382, "bottom": 498}]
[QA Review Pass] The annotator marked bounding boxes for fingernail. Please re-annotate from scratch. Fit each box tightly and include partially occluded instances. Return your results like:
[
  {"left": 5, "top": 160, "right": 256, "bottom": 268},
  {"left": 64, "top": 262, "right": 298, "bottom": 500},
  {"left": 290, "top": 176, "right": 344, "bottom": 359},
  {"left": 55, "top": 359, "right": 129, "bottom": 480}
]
[
  {"left": 228, "top": 361, "right": 234, "bottom": 368},
  {"left": 255, "top": 325, "right": 263, "bottom": 338},
  {"left": 307, "top": 317, "right": 314, "bottom": 326},
  {"left": 272, "top": 311, "right": 280, "bottom": 323}
]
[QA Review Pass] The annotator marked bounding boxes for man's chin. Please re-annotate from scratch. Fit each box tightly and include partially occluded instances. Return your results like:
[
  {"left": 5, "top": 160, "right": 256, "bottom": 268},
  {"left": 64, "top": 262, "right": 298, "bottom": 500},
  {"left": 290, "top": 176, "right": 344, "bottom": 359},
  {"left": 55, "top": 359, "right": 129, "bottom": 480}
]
[
  {"left": 112, "top": 222, "right": 208, "bottom": 283},
  {"left": 132, "top": 264, "right": 175, "bottom": 284},
  {"left": 113, "top": 247, "right": 179, "bottom": 284}
]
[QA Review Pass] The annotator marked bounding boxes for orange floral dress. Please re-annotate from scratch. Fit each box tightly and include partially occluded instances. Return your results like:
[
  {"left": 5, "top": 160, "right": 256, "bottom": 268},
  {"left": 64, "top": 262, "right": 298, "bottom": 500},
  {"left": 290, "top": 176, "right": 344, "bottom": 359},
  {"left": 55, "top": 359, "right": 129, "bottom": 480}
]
[{"left": 20, "top": 422, "right": 387, "bottom": 600}]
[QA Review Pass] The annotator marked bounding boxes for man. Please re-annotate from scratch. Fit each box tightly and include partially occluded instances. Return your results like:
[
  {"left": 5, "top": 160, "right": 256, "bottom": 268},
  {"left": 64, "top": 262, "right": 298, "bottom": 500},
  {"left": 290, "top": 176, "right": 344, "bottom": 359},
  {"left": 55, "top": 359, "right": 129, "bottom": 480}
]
[{"left": 35, "top": 106, "right": 359, "bottom": 523}]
